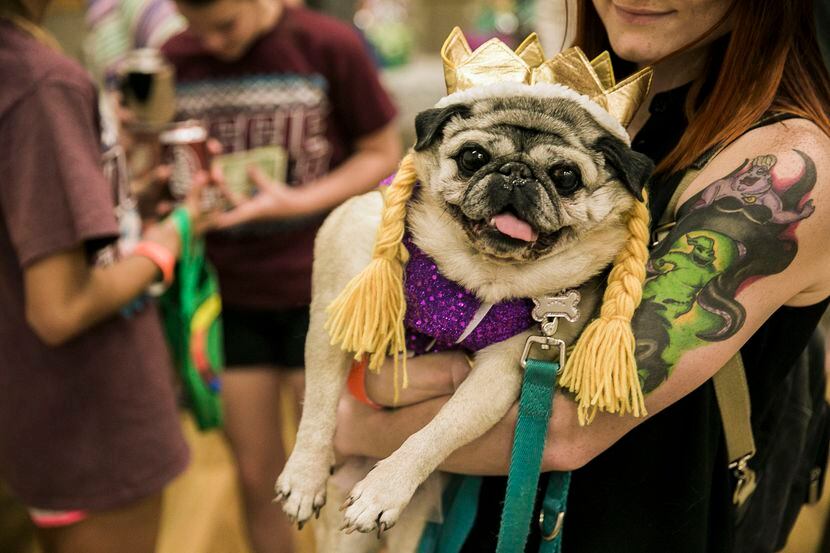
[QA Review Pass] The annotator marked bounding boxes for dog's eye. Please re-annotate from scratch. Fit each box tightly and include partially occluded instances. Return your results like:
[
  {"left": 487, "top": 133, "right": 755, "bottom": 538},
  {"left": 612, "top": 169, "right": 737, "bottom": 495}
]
[
  {"left": 548, "top": 165, "right": 582, "bottom": 195},
  {"left": 457, "top": 147, "right": 491, "bottom": 175}
]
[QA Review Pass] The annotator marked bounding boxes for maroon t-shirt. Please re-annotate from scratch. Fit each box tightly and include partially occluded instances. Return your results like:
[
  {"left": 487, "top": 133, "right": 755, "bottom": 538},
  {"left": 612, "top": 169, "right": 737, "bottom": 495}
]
[
  {"left": 162, "top": 7, "right": 397, "bottom": 309},
  {"left": 0, "top": 22, "right": 188, "bottom": 510}
]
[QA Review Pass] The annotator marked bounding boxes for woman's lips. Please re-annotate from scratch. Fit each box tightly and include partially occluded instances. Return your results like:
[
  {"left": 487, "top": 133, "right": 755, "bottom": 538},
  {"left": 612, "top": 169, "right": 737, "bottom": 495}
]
[{"left": 613, "top": 3, "right": 676, "bottom": 24}]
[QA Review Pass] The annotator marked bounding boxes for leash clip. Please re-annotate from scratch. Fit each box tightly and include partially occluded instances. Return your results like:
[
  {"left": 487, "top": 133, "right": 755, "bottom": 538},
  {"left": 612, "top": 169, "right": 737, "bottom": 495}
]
[
  {"left": 730, "top": 453, "right": 757, "bottom": 507},
  {"left": 521, "top": 290, "right": 581, "bottom": 370},
  {"left": 539, "top": 510, "right": 566, "bottom": 541}
]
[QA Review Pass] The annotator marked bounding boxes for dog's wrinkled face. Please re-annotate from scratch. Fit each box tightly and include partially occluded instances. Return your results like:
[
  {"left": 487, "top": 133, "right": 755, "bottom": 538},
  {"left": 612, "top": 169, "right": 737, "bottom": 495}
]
[{"left": 412, "top": 95, "right": 653, "bottom": 262}]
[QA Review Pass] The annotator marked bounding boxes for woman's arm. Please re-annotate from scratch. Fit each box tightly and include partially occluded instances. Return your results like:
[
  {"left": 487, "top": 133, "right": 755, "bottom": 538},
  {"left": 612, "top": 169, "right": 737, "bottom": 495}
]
[
  {"left": 23, "top": 177, "right": 212, "bottom": 346},
  {"left": 335, "top": 368, "right": 632, "bottom": 474},
  {"left": 335, "top": 120, "right": 830, "bottom": 473},
  {"left": 211, "top": 121, "right": 402, "bottom": 228},
  {"left": 24, "top": 221, "right": 175, "bottom": 346}
]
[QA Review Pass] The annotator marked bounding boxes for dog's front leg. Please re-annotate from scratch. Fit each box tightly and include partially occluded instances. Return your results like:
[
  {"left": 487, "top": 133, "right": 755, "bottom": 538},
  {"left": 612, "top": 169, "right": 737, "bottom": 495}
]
[
  {"left": 274, "top": 193, "right": 383, "bottom": 527},
  {"left": 342, "top": 331, "right": 529, "bottom": 534},
  {"left": 275, "top": 299, "right": 352, "bottom": 526}
]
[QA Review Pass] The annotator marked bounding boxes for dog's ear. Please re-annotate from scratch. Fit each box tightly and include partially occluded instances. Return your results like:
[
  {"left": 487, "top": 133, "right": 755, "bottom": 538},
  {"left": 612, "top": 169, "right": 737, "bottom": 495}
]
[
  {"left": 414, "top": 104, "right": 471, "bottom": 151},
  {"left": 594, "top": 135, "right": 653, "bottom": 201}
]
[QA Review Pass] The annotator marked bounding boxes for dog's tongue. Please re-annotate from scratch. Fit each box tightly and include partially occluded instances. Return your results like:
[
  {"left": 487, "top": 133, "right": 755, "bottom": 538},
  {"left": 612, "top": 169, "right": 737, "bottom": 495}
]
[{"left": 490, "top": 213, "right": 538, "bottom": 242}]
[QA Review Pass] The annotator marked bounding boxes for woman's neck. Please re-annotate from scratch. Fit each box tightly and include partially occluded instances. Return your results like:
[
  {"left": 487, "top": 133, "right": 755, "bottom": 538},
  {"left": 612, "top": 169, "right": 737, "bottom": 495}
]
[
  {"left": 648, "top": 46, "right": 709, "bottom": 95},
  {"left": 626, "top": 46, "right": 709, "bottom": 138}
]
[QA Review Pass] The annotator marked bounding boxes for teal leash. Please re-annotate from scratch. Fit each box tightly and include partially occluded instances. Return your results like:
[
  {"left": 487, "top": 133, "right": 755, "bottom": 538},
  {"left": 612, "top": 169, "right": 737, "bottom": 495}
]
[
  {"left": 496, "top": 358, "right": 568, "bottom": 553},
  {"left": 538, "top": 471, "right": 570, "bottom": 553},
  {"left": 417, "top": 476, "right": 482, "bottom": 553},
  {"left": 496, "top": 291, "right": 580, "bottom": 553},
  {"left": 416, "top": 291, "right": 580, "bottom": 553}
]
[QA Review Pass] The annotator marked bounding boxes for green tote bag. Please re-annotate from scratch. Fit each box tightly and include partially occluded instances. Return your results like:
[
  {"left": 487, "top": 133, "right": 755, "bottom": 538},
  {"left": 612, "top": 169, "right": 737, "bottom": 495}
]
[{"left": 159, "top": 207, "right": 224, "bottom": 430}]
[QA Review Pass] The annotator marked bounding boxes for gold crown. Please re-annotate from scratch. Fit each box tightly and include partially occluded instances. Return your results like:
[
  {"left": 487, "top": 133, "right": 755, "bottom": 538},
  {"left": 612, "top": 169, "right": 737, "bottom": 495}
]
[
  {"left": 441, "top": 27, "right": 653, "bottom": 128},
  {"left": 752, "top": 154, "right": 777, "bottom": 169}
]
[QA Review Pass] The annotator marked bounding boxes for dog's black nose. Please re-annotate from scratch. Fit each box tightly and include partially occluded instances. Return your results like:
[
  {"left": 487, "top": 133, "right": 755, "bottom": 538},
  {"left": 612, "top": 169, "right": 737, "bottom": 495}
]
[{"left": 498, "top": 162, "right": 533, "bottom": 179}]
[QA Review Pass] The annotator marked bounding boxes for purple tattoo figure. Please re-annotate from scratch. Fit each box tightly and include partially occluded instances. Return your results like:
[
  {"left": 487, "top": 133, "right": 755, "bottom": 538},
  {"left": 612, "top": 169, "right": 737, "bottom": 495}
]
[{"left": 698, "top": 155, "right": 815, "bottom": 223}]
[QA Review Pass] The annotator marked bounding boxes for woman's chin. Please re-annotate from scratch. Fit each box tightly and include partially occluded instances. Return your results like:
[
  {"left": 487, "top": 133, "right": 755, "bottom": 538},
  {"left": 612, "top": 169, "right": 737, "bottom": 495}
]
[{"left": 607, "top": 35, "right": 665, "bottom": 66}]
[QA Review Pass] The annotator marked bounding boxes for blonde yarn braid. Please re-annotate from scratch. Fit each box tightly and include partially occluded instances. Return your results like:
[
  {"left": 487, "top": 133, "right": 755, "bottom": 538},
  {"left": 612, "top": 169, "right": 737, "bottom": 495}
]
[
  {"left": 559, "top": 192, "right": 651, "bottom": 425},
  {"left": 325, "top": 154, "right": 419, "bottom": 401}
]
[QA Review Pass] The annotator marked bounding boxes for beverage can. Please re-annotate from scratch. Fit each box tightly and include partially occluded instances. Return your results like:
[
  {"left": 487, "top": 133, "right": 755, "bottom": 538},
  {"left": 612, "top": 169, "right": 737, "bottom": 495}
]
[{"left": 159, "top": 121, "right": 210, "bottom": 200}]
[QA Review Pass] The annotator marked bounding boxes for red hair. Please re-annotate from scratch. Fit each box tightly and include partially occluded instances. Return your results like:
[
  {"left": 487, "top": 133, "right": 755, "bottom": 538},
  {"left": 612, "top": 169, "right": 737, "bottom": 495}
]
[{"left": 576, "top": 1, "right": 830, "bottom": 175}]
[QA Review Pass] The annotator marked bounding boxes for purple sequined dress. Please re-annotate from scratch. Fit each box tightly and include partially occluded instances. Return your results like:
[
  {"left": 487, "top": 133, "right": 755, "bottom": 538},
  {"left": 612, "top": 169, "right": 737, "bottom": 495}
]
[{"left": 403, "top": 234, "right": 535, "bottom": 355}]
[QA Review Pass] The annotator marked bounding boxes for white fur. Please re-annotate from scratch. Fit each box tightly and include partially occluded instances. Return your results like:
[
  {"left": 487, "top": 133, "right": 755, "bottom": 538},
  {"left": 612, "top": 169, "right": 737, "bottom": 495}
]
[{"left": 435, "top": 82, "right": 630, "bottom": 144}]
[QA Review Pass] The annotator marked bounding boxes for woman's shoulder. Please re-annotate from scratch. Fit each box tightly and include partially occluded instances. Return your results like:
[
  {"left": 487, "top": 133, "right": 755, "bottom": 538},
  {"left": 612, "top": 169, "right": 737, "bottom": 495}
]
[
  {"left": 677, "top": 116, "right": 830, "bottom": 305},
  {"left": 747, "top": 117, "right": 830, "bottom": 159},
  {"left": 680, "top": 117, "right": 830, "bottom": 204},
  {"left": 0, "top": 24, "right": 95, "bottom": 119}
]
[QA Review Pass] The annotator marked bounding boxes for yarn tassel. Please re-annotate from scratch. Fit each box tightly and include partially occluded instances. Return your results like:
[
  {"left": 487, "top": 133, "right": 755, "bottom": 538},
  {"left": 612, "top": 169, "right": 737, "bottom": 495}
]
[
  {"left": 559, "top": 194, "right": 650, "bottom": 424},
  {"left": 325, "top": 154, "right": 419, "bottom": 402}
]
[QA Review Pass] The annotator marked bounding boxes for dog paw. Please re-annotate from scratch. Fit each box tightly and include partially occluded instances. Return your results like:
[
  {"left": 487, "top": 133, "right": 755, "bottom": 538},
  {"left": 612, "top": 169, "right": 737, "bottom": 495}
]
[
  {"left": 274, "top": 452, "right": 331, "bottom": 527},
  {"left": 340, "top": 459, "right": 418, "bottom": 536}
]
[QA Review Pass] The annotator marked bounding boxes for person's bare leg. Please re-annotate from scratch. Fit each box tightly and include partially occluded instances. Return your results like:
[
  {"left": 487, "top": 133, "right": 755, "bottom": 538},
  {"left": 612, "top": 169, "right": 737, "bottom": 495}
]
[
  {"left": 35, "top": 493, "right": 161, "bottom": 553},
  {"left": 223, "top": 368, "right": 295, "bottom": 553}
]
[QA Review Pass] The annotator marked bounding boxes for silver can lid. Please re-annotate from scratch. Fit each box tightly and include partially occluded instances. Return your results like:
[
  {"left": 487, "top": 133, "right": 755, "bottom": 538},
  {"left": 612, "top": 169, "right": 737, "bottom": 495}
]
[{"left": 160, "top": 120, "right": 208, "bottom": 144}]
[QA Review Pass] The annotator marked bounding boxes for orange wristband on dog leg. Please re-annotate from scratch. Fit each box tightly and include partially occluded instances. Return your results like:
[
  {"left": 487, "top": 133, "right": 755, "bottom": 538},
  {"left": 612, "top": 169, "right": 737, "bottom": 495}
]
[
  {"left": 347, "top": 356, "right": 383, "bottom": 410},
  {"left": 133, "top": 241, "right": 175, "bottom": 288}
]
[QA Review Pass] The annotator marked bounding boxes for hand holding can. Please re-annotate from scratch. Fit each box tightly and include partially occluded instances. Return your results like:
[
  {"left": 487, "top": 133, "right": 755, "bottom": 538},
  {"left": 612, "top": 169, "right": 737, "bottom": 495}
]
[{"left": 160, "top": 121, "right": 210, "bottom": 199}]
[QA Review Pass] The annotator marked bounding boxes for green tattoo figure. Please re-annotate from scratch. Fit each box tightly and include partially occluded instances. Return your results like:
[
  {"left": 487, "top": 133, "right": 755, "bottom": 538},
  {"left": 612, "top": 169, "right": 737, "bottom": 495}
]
[
  {"left": 643, "top": 231, "right": 742, "bottom": 372},
  {"left": 634, "top": 151, "right": 817, "bottom": 392}
]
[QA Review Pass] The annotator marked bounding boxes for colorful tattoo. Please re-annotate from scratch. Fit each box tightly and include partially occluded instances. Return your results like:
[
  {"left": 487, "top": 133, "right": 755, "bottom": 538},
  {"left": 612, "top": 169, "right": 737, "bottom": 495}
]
[{"left": 635, "top": 151, "right": 817, "bottom": 392}]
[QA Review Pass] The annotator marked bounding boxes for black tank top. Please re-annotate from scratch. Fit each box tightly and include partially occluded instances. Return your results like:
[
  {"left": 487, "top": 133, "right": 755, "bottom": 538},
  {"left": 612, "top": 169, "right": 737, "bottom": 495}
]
[{"left": 461, "top": 83, "right": 830, "bottom": 553}]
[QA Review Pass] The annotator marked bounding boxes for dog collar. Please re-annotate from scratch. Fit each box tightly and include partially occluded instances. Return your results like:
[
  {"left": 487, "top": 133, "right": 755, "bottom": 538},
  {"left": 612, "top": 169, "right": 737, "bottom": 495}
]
[{"left": 403, "top": 234, "right": 535, "bottom": 354}]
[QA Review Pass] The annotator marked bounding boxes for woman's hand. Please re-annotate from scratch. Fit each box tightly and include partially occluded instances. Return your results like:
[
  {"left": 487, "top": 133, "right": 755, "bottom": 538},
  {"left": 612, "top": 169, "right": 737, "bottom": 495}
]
[
  {"left": 133, "top": 139, "right": 224, "bottom": 230},
  {"left": 141, "top": 169, "right": 217, "bottom": 256},
  {"left": 333, "top": 390, "right": 452, "bottom": 460},
  {"left": 364, "top": 350, "right": 473, "bottom": 407},
  {"left": 132, "top": 164, "right": 174, "bottom": 223},
  {"left": 207, "top": 121, "right": 402, "bottom": 230},
  {"left": 333, "top": 351, "right": 471, "bottom": 461},
  {"left": 180, "top": 170, "right": 221, "bottom": 236},
  {"left": 210, "top": 165, "right": 314, "bottom": 229}
]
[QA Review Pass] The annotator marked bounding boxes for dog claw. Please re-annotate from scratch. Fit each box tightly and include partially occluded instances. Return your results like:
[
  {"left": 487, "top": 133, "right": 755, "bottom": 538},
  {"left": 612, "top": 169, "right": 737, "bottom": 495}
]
[
  {"left": 314, "top": 506, "right": 321, "bottom": 519},
  {"left": 339, "top": 497, "right": 355, "bottom": 511},
  {"left": 376, "top": 522, "right": 387, "bottom": 539},
  {"left": 298, "top": 520, "right": 306, "bottom": 531}
]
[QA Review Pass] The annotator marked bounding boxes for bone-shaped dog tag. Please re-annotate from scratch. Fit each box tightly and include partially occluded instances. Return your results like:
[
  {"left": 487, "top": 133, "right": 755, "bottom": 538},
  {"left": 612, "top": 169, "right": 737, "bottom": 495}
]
[
  {"left": 531, "top": 290, "right": 581, "bottom": 330},
  {"left": 521, "top": 290, "right": 581, "bottom": 369}
]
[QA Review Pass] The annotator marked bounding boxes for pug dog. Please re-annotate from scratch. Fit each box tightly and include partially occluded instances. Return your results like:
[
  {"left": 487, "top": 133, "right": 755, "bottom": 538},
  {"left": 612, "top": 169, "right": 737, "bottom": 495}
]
[{"left": 275, "top": 88, "right": 653, "bottom": 552}]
